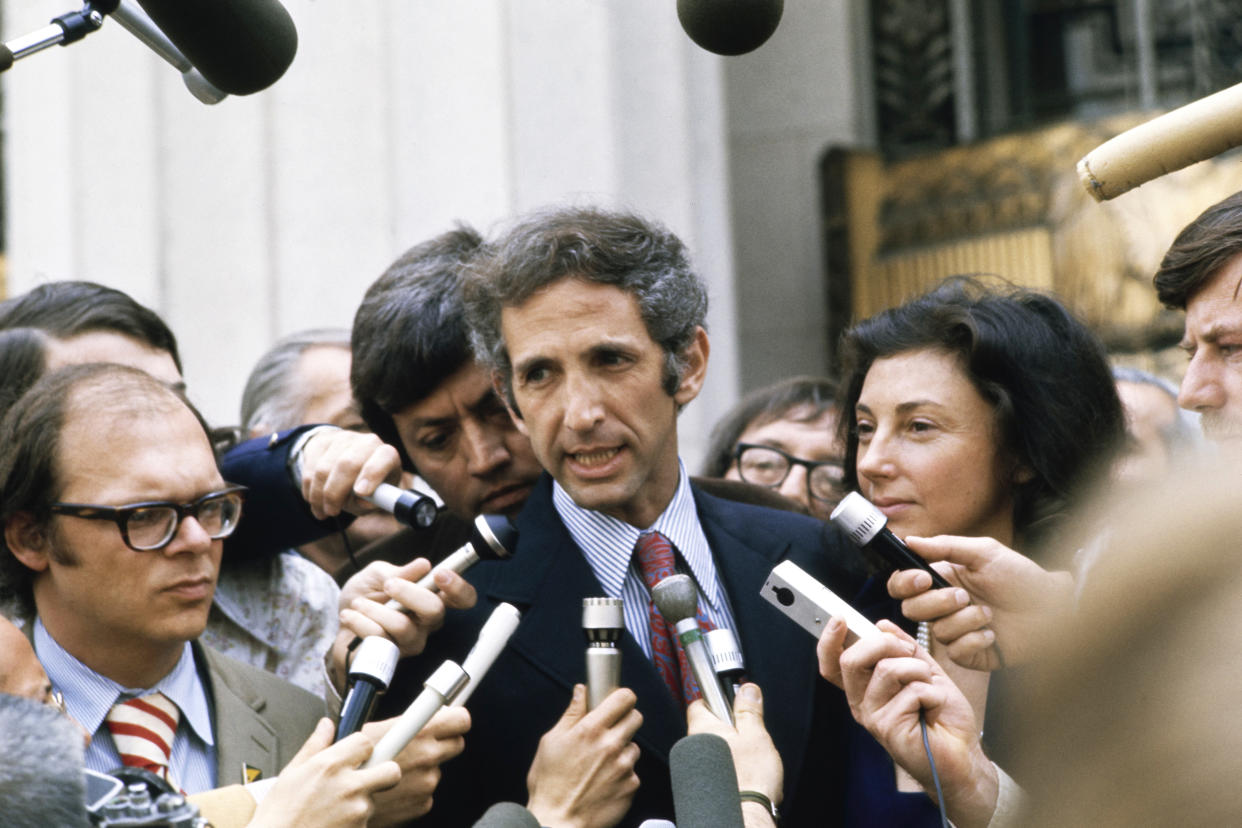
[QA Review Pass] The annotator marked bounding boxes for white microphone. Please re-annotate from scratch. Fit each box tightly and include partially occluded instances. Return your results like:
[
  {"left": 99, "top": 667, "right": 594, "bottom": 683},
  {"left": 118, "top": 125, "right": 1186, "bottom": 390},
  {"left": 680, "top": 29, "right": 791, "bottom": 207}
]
[
  {"left": 452, "top": 603, "right": 522, "bottom": 707},
  {"left": 363, "top": 660, "right": 469, "bottom": 768},
  {"left": 360, "top": 482, "right": 439, "bottom": 531}
]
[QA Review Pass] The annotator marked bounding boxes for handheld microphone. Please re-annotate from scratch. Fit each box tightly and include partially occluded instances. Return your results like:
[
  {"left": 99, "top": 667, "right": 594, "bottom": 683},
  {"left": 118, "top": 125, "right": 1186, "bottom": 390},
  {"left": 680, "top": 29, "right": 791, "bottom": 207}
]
[
  {"left": 361, "top": 482, "right": 439, "bottom": 531},
  {"left": 705, "top": 628, "right": 745, "bottom": 707},
  {"left": 346, "top": 512, "right": 517, "bottom": 652},
  {"left": 335, "top": 636, "right": 399, "bottom": 742},
  {"left": 582, "top": 597, "right": 624, "bottom": 710},
  {"left": 651, "top": 574, "right": 734, "bottom": 725},
  {"left": 134, "top": 0, "right": 297, "bottom": 95},
  {"left": 451, "top": 603, "right": 522, "bottom": 707},
  {"left": 363, "top": 660, "right": 469, "bottom": 768},
  {"left": 677, "top": 0, "right": 784, "bottom": 56},
  {"left": 830, "top": 492, "right": 952, "bottom": 589},
  {"left": 669, "top": 733, "right": 745, "bottom": 828}
]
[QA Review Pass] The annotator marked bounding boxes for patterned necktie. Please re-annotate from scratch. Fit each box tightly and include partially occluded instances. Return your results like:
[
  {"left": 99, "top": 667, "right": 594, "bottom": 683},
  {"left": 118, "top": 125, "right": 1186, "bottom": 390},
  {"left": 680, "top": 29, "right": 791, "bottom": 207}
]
[
  {"left": 633, "top": 531, "right": 714, "bottom": 708},
  {"left": 105, "top": 692, "right": 180, "bottom": 788}
]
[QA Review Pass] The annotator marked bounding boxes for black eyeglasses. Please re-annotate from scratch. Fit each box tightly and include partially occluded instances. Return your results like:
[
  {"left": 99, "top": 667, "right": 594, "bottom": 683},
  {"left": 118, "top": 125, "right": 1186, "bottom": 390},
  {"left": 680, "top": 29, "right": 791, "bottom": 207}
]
[
  {"left": 49, "top": 485, "right": 247, "bottom": 551},
  {"left": 733, "top": 443, "right": 844, "bottom": 503}
]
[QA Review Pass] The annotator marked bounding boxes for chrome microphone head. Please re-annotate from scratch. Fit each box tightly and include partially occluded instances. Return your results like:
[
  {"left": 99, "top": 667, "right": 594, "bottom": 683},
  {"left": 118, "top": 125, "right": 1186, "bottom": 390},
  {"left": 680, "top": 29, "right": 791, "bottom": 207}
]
[
  {"left": 830, "top": 491, "right": 886, "bottom": 546},
  {"left": 582, "top": 597, "right": 625, "bottom": 645}
]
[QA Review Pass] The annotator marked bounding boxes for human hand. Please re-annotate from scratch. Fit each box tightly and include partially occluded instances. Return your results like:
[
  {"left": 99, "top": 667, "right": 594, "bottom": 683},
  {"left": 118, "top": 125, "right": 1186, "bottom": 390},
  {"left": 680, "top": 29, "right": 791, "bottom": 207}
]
[
  {"left": 248, "top": 718, "right": 400, "bottom": 828},
  {"left": 329, "top": 559, "right": 477, "bottom": 690},
  {"left": 890, "top": 535, "right": 1074, "bottom": 670},
  {"left": 365, "top": 706, "right": 471, "bottom": 827},
  {"left": 298, "top": 428, "right": 402, "bottom": 520},
  {"left": 525, "top": 684, "right": 642, "bottom": 828},
  {"left": 839, "top": 620, "right": 999, "bottom": 828},
  {"left": 686, "top": 683, "right": 783, "bottom": 812}
]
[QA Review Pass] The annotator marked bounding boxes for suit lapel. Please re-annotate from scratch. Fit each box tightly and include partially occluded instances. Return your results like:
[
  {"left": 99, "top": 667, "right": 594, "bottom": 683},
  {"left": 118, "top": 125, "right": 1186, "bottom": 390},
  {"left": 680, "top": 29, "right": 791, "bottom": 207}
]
[{"left": 197, "top": 644, "right": 280, "bottom": 787}]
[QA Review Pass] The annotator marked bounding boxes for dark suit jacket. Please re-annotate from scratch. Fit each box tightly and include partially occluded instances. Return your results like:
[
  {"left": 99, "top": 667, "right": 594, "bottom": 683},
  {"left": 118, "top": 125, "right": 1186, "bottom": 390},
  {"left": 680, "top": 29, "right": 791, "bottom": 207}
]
[{"left": 375, "top": 474, "right": 940, "bottom": 827}]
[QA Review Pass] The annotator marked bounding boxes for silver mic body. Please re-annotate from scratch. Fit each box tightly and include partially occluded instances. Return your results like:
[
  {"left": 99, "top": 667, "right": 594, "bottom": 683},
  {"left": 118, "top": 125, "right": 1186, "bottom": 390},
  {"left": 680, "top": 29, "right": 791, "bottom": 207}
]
[
  {"left": 583, "top": 597, "right": 625, "bottom": 710},
  {"left": 673, "top": 617, "right": 735, "bottom": 725}
]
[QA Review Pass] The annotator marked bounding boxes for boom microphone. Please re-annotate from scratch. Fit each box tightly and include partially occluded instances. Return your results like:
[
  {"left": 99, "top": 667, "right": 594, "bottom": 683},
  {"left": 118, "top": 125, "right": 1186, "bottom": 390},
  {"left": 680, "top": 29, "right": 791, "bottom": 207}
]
[
  {"left": 669, "top": 733, "right": 745, "bottom": 828},
  {"left": 134, "top": 0, "right": 297, "bottom": 95},
  {"left": 677, "top": 0, "right": 784, "bottom": 56},
  {"left": 651, "top": 574, "right": 734, "bottom": 724}
]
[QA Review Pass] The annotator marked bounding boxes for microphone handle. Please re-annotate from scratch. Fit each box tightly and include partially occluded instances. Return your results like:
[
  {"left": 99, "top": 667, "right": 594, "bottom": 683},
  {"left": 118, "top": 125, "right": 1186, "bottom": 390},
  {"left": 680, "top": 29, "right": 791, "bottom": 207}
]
[
  {"left": 674, "top": 621, "right": 734, "bottom": 725},
  {"left": 363, "top": 661, "right": 468, "bottom": 767},
  {"left": 336, "top": 678, "right": 381, "bottom": 742}
]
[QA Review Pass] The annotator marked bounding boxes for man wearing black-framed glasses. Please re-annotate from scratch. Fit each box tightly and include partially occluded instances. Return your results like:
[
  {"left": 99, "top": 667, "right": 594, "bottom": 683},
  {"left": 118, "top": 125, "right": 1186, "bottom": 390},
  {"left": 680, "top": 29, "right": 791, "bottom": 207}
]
[{"left": 0, "top": 362, "right": 329, "bottom": 794}]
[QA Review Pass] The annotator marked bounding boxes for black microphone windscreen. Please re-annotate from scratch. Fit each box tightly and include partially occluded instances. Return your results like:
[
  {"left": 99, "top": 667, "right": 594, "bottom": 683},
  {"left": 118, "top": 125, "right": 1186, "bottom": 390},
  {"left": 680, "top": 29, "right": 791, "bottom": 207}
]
[
  {"left": 134, "top": 0, "right": 297, "bottom": 95},
  {"left": 677, "top": 0, "right": 784, "bottom": 56},
  {"left": 473, "top": 802, "right": 542, "bottom": 828},
  {"left": 670, "top": 733, "right": 745, "bottom": 828}
]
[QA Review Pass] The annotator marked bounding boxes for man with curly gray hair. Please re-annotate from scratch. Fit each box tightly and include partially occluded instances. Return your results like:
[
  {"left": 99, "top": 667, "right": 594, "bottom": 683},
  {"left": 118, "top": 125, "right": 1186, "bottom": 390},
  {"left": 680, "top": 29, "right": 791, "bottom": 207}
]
[{"left": 388, "top": 205, "right": 926, "bottom": 827}]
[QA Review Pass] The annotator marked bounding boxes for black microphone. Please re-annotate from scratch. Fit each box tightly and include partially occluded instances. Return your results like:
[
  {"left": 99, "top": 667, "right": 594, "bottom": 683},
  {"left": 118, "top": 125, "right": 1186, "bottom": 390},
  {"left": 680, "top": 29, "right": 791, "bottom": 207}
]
[
  {"left": 830, "top": 492, "right": 952, "bottom": 589},
  {"left": 669, "top": 733, "right": 745, "bottom": 828},
  {"left": 336, "top": 636, "right": 399, "bottom": 741},
  {"left": 134, "top": 0, "right": 297, "bottom": 95},
  {"left": 677, "top": 0, "right": 784, "bottom": 56}
]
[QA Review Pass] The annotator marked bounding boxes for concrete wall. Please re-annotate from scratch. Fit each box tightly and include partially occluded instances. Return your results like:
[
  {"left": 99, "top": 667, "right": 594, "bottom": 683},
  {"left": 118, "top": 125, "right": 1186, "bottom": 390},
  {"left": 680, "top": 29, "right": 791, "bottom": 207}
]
[{"left": 3, "top": 0, "right": 865, "bottom": 470}]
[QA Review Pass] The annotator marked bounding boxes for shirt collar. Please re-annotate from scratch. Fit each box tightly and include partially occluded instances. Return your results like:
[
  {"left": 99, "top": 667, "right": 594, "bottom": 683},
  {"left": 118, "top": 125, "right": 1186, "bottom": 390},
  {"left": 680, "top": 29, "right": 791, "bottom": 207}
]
[
  {"left": 35, "top": 618, "right": 215, "bottom": 747},
  {"left": 551, "top": 460, "right": 722, "bottom": 610}
]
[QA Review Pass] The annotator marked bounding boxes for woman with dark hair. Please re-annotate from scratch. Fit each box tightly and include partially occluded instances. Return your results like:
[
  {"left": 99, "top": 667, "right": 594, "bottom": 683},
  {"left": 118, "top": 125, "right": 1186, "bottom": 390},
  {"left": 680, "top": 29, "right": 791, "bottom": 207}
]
[
  {"left": 821, "top": 276, "right": 1125, "bottom": 815},
  {"left": 837, "top": 276, "right": 1124, "bottom": 556}
]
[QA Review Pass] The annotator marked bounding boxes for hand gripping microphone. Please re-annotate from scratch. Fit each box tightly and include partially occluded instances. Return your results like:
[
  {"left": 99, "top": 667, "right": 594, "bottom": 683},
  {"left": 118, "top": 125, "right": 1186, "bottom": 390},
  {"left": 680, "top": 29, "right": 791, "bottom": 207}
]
[
  {"left": 582, "top": 597, "right": 625, "bottom": 710},
  {"left": 362, "top": 603, "right": 521, "bottom": 767},
  {"left": 705, "top": 628, "right": 745, "bottom": 707},
  {"left": 346, "top": 513, "right": 516, "bottom": 652},
  {"left": 669, "top": 733, "right": 746, "bottom": 828},
  {"left": 830, "top": 492, "right": 951, "bottom": 589},
  {"left": 651, "top": 574, "right": 734, "bottom": 725},
  {"left": 335, "top": 635, "right": 399, "bottom": 741}
]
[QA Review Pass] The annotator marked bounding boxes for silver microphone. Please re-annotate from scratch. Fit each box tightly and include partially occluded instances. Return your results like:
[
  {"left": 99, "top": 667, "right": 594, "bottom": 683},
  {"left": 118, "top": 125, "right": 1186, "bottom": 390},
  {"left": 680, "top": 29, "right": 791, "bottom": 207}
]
[
  {"left": 651, "top": 574, "right": 734, "bottom": 724},
  {"left": 582, "top": 597, "right": 624, "bottom": 710},
  {"left": 705, "top": 628, "right": 745, "bottom": 707}
]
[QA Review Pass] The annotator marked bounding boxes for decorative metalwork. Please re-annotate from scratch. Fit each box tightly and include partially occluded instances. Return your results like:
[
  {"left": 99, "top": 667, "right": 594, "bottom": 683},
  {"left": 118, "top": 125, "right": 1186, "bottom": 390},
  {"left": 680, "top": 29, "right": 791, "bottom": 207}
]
[{"left": 872, "top": 0, "right": 957, "bottom": 156}]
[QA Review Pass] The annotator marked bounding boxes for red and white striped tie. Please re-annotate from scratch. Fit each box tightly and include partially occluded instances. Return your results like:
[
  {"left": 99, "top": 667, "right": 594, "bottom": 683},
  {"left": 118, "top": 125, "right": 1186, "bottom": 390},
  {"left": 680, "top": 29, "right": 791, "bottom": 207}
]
[{"left": 105, "top": 692, "right": 180, "bottom": 788}]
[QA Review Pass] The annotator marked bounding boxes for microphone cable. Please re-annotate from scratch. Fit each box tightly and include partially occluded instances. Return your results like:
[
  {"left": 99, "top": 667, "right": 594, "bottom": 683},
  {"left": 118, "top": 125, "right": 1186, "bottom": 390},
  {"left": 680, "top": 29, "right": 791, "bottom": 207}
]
[{"left": 919, "top": 712, "right": 950, "bottom": 828}]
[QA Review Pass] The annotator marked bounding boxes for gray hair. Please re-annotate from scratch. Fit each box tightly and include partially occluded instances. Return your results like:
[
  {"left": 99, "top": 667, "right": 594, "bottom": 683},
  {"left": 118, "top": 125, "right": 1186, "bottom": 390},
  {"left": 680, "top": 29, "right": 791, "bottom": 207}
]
[
  {"left": 461, "top": 205, "right": 708, "bottom": 411},
  {"left": 0, "top": 693, "right": 90, "bottom": 827},
  {"left": 241, "top": 328, "right": 352, "bottom": 433}
]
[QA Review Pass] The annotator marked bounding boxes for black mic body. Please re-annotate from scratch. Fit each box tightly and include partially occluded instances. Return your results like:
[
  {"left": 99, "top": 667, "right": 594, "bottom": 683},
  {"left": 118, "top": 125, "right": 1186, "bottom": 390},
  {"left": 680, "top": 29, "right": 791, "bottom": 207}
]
[
  {"left": 830, "top": 492, "right": 952, "bottom": 589},
  {"left": 336, "top": 636, "right": 399, "bottom": 741},
  {"left": 582, "top": 597, "right": 624, "bottom": 710},
  {"left": 670, "top": 733, "right": 745, "bottom": 828},
  {"left": 134, "top": 0, "right": 297, "bottom": 94}
]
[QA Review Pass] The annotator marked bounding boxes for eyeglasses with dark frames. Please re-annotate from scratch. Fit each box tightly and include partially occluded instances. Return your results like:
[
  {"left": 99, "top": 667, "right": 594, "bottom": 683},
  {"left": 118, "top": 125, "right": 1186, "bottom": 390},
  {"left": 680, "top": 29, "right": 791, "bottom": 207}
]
[
  {"left": 49, "top": 485, "right": 247, "bottom": 552},
  {"left": 732, "top": 443, "right": 844, "bottom": 503}
]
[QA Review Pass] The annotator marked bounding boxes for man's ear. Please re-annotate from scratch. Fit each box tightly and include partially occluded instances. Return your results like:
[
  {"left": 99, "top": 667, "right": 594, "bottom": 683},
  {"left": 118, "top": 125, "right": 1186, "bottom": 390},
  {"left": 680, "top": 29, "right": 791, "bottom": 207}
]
[
  {"left": 672, "top": 327, "right": 711, "bottom": 407},
  {"left": 5, "top": 513, "right": 51, "bottom": 573},
  {"left": 493, "top": 372, "right": 528, "bottom": 435}
]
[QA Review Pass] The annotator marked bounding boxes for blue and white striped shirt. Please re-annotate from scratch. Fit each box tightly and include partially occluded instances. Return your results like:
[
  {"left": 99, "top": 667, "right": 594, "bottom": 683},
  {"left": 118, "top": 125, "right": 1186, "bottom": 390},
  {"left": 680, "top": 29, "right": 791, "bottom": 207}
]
[
  {"left": 35, "top": 618, "right": 218, "bottom": 793},
  {"left": 552, "top": 460, "right": 741, "bottom": 663}
]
